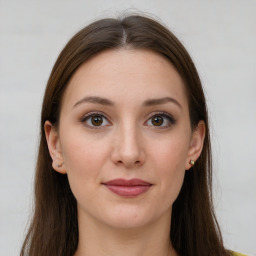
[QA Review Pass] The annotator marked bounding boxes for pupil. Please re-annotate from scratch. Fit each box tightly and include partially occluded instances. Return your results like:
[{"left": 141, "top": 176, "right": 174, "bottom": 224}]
[
  {"left": 152, "top": 116, "right": 163, "bottom": 126},
  {"left": 92, "top": 116, "right": 103, "bottom": 126}
]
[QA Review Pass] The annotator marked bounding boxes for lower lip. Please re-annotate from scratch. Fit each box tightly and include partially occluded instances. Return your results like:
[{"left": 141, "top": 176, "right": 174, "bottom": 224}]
[{"left": 104, "top": 185, "right": 151, "bottom": 197}]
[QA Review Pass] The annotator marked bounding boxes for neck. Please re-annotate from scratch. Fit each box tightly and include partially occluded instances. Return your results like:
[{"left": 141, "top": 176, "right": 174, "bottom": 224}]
[{"left": 74, "top": 210, "right": 177, "bottom": 256}]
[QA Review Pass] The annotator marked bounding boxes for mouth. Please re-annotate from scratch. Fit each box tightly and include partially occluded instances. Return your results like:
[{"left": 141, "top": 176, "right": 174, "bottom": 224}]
[{"left": 102, "top": 178, "right": 152, "bottom": 197}]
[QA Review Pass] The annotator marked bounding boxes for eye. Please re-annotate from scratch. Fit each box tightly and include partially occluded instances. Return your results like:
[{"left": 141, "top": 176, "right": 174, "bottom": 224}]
[
  {"left": 81, "top": 113, "right": 111, "bottom": 128},
  {"left": 145, "top": 112, "right": 176, "bottom": 128}
]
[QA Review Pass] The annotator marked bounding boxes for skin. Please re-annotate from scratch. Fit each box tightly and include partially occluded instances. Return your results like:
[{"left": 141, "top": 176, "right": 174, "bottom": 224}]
[{"left": 45, "top": 49, "right": 205, "bottom": 256}]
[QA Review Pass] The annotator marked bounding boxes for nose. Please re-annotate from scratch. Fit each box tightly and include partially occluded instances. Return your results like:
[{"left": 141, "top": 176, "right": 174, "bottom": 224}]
[{"left": 110, "top": 124, "right": 146, "bottom": 169}]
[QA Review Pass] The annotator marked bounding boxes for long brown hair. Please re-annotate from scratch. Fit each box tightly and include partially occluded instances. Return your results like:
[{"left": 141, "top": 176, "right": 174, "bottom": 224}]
[{"left": 21, "top": 14, "right": 230, "bottom": 256}]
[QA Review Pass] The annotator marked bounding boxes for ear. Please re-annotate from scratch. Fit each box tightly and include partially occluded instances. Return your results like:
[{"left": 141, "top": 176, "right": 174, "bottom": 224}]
[
  {"left": 185, "top": 121, "right": 206, "bottom": 170},
  {"left": 44, "top": 120, "right": 66, "bottom": 174}
]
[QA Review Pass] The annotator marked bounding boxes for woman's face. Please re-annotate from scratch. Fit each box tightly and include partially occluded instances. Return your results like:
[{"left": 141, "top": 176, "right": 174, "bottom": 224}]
[{"left": 45, "top": 49, "right": 205, "bottom": 229}]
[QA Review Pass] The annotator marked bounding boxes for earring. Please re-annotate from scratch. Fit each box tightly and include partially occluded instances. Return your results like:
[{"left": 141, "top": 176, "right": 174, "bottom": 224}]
[
  {"left": 189, "top": 160, "right": 195, "bottom": 166},
  {"left": 57, "top": 163, "right": 63, "bottom": 168}
]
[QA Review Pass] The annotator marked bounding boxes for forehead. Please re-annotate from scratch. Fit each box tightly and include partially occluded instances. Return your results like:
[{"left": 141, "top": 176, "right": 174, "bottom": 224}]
[{"left": 62, "top": 49, "right": 188, "bottom": 109}]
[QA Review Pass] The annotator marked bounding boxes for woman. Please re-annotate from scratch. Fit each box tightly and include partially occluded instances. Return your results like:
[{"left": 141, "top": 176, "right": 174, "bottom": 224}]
[{"left": 20, "top": 14, "right": 246, "bottom": 256}]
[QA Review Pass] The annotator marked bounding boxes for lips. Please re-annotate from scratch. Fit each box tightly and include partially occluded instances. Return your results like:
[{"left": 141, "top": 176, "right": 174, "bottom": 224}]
[{"left": 102, "top": 179, "right": 152, "bottom": 197}]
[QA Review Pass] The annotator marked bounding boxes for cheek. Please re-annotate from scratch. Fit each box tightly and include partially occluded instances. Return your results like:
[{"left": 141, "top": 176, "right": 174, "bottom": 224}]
[
  {"left": 61, "top": 128, "right": 108, "bottom": 167},
  {"left": 151, "top": 133, "right": 190, "bottom": 201},
  {"left": 59, "top": 133, "right": 113, "bottom": 211},
  {"left": 59, "top": 131, "right": 111, "bottom": 188},
  {"left": 152, "top": 132, "right": 190, "bottom": 172}
]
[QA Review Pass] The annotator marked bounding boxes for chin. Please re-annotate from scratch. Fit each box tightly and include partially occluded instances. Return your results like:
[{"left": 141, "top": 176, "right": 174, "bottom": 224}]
[
  {"left": 104, "top": 216, "right": 150, "bottom": 230},
  {"left": 98, "top": 206, "right": 160, "bottom": 230}
]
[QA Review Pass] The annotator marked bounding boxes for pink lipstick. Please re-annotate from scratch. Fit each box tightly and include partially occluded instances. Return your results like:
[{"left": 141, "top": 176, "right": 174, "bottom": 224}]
[{"left": 103, "top": 179, "right": 152, "bottom": 197}]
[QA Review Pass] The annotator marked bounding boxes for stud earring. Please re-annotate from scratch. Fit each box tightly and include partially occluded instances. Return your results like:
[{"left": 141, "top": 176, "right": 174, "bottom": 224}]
[
  {"left": 57, "top": 163, "right": 63, "bottom": 168},
  {"left": 189, "top": 160, "right": 195, "bottom": 166}
]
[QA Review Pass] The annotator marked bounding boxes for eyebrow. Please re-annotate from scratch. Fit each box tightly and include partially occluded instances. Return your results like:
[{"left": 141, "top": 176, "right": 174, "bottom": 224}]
[
  {"left": 143, "top": 97, "right": 182, "bottom": 109},
  {"left": 73, "top": 96, "right": 181, "bottom": 109},
  {"left": 73, "top": 96, "right": 114, "bottom": 108}
]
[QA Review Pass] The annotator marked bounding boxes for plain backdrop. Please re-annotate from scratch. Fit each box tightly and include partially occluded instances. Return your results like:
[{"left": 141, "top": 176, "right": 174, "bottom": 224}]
[{"left": 0, "top": 0, "right": 255, "bottom": 255}]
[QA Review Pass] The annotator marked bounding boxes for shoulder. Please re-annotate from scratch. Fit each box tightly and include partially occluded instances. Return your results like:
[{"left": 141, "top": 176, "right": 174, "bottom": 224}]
[{"left": 230, "top": 251, "right": 248, "bottom": 256}]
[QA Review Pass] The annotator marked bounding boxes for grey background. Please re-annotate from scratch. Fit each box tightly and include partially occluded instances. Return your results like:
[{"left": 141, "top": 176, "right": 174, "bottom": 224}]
[{"left": 0, "top": 0, "right": 255, "bottom": 255}]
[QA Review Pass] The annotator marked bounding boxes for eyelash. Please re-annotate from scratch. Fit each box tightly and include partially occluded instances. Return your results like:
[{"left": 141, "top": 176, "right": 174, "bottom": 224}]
[
  {"left": 80, "top": 111, "right": 111, "bottom": 129},
  {"left": 145, "top": 112, "right": 176, "bottom": 128},
  {"left": 80, "top": 111, "right": 176, "bottom": 129}
]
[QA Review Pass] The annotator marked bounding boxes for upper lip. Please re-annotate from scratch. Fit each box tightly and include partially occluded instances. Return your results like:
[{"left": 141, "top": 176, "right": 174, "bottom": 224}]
[{"left": 103, "top": 178, "right": 152, "bottom": 186}]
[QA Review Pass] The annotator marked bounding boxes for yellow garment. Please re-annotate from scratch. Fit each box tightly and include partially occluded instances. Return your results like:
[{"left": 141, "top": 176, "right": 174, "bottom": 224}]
[{"left": 231, "top": 252, "right": 248, "bottom": 256}]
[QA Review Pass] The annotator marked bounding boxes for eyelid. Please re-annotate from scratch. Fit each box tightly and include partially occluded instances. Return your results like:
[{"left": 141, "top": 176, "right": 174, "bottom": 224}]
[
  {"left": 80, "top": 111, "right": 112, "bottom": 128},
  {"left": 80, "top": 111, "right": 176, "bottom": 129},
  {"left": 144, "top": 111, "right": 176, "bottom": 127}
]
